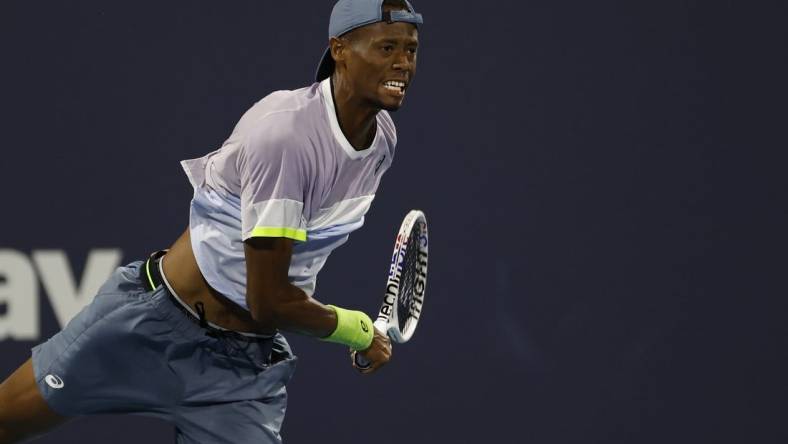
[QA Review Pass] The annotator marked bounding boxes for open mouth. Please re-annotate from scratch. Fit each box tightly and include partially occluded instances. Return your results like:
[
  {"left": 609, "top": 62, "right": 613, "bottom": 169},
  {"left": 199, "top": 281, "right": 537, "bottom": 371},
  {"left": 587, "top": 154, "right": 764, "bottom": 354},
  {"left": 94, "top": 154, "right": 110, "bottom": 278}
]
[{"left": 383, "top": 80, "right": 407, "bottom": 95}]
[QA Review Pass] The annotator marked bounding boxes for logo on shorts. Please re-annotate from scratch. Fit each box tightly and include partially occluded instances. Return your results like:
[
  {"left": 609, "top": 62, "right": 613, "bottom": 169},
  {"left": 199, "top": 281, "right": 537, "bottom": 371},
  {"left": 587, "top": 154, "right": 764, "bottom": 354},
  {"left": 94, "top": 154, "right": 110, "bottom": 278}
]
[
  {"left": 45, "top": 374, "right": 64, "bottom": 389},
  {"left": 360, "top": 319, "right": 369, "bottom": 333}
]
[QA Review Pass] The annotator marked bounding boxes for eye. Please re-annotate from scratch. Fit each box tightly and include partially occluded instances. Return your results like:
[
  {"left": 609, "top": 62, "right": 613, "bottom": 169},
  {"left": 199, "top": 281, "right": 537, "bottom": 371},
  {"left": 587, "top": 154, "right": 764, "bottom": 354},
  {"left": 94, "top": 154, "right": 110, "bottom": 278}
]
[
  {"left": 382, "top": 45, "right": 394, "bottom": 52},
  {"left": 407, "top": 47, "right": 418, "bottom": 55}
]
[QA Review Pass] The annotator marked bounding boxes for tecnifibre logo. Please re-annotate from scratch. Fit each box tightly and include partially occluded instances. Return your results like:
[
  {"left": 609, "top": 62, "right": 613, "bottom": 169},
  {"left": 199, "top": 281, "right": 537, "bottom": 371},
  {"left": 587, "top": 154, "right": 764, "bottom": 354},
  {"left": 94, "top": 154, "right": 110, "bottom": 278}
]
[{"left": 0, "top": 249, "right": 123, "bottom": 341}]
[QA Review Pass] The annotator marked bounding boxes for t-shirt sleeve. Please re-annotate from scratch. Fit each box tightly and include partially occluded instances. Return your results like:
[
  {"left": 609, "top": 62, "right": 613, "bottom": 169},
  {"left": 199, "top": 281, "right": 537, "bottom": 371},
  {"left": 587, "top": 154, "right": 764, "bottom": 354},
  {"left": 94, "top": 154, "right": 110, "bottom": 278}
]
[{"left": 237, "top": 122, "right": 308, "bottom": 242}]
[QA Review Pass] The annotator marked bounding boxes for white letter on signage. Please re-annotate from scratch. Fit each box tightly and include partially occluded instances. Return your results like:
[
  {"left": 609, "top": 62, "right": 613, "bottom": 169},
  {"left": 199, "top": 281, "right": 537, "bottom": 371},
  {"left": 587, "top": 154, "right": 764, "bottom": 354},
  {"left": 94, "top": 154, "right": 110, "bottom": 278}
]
[
  {"left": 0, "top": 249, "right": 39, "bottom": 340},
  {"left": 33, "top": 249, "right": 122, "bottom": 327}
]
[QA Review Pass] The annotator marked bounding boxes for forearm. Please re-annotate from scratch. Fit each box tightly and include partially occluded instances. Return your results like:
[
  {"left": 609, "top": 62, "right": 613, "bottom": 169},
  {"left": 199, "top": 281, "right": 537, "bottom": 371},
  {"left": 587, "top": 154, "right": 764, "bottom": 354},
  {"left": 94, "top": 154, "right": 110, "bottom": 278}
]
[
  {"left": 248, "top": 284, "right": 337, "bottom": 337},
  {"left": 248, "top": 283, "right": 374, "bottom": 351},
  {"left": 271, "top": 289, "right": 338, "bottom": 337},
  {"left": 242, "top": 237, "right": 371, "bottom": 348}
]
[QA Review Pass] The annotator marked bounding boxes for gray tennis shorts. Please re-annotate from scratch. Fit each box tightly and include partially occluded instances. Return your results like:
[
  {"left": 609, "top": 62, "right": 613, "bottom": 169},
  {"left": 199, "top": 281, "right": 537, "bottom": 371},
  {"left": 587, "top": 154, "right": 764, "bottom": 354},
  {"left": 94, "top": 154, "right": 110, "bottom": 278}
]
[{"left": 31, "top": 259, "right": 297, "bottom": 444}]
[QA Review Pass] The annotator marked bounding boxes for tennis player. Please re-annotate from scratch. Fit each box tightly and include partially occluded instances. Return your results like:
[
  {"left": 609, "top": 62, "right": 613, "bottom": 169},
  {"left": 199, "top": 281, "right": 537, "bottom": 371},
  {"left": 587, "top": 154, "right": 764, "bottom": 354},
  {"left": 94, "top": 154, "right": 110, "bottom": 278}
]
[{"left": 0, "top": 0, "right": 422, "bottom": 442}]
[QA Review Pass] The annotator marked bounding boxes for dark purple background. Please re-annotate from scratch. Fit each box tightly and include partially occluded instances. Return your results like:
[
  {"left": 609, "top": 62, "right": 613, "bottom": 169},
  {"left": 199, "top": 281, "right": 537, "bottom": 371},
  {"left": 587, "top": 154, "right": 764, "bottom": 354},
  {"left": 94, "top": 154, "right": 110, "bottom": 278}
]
[{"left": 2, "top": 1, "right": 787, "bottom": 443}]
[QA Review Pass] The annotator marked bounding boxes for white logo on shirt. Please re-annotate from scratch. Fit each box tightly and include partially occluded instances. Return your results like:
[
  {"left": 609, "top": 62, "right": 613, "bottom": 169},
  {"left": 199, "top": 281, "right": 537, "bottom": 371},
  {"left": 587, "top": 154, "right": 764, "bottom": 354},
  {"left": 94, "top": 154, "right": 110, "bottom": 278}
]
[{"left": 45, "top": 374, "right": 64, "bottom": 389}]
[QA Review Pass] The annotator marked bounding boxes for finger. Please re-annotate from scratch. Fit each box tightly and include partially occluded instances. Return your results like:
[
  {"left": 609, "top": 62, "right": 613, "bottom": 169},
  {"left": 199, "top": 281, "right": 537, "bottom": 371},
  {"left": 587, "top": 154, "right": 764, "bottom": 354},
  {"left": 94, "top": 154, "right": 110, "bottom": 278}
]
[
  {"left": 360, "top": 361, "right": 379, "bottom": 375},
  {"left": 362, "top": 351, "right": 392, "bottom": 375},
  {"left": 363, "top": 360, "right": 386, "bottom": 375}
]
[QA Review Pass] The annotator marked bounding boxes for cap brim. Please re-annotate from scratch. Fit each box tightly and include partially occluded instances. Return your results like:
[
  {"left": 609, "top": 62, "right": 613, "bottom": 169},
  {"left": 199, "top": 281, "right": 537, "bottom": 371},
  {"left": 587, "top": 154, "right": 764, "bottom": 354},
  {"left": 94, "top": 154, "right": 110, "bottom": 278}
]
[{"left": 315, "top": 46, "right": 335, "bottom": 82}]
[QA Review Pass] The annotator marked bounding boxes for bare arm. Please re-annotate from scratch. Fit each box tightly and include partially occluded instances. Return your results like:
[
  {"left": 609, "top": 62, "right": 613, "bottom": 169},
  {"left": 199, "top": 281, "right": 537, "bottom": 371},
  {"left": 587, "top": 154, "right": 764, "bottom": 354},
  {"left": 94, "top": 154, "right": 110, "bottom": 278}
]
[
  {"left": 244, "top": 236, "right": 392, "bottom": 373},
  {"left": 244, "top": 236, "right": 336, "bottom": 337}
]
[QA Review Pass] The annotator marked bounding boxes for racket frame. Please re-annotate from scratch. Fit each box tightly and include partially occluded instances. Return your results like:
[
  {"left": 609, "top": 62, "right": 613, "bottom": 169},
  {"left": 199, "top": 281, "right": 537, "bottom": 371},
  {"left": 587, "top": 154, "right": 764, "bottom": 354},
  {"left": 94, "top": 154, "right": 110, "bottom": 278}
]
[
  {"left": 354, "top": 210, "right": 428, "bottom": 369},
  {"left": 374, "top": 209, "right": 429, "bottom": 344}
]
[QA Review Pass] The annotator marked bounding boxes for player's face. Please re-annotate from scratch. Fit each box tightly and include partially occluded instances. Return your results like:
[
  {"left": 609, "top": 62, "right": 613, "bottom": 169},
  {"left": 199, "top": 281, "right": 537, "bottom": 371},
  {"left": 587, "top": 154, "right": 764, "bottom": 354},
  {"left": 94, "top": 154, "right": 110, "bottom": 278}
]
[{"left": 344, "top": 22, "right": 419, "bottom": 111}]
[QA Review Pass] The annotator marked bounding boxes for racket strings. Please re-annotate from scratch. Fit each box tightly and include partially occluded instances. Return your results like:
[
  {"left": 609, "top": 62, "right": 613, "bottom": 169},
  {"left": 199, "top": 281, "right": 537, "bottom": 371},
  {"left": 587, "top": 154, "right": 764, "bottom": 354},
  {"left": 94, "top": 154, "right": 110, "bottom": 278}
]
[{"left": 397, "top": 224, "right": 422, "bottom": 332}]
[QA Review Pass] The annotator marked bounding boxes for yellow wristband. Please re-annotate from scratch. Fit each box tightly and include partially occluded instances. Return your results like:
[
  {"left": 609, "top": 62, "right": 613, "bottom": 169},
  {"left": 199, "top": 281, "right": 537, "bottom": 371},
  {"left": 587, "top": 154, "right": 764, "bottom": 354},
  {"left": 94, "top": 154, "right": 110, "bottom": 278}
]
[{"left": 321, "top": 305, "right": 374, "bottom": 351}]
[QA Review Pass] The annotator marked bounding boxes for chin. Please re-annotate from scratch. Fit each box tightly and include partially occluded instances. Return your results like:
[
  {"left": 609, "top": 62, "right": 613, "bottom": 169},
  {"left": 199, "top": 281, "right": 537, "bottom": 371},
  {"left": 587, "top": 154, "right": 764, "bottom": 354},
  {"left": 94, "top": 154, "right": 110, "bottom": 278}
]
[
  {"left": 375, "top": 97, "right": 404, "bottom": 112},
  {"left": 366, "top": 93, "right": 405, "bottom": 112},
  {"left": 381, "top": 103, "right": 402, "bottom": 112}
]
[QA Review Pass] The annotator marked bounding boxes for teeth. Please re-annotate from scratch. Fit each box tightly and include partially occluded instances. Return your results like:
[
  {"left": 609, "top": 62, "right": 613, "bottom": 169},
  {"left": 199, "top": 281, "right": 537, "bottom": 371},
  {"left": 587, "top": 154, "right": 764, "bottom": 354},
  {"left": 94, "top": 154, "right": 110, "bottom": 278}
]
[{"left": 384, "top": 81, "right": 406, "bottom": 89}]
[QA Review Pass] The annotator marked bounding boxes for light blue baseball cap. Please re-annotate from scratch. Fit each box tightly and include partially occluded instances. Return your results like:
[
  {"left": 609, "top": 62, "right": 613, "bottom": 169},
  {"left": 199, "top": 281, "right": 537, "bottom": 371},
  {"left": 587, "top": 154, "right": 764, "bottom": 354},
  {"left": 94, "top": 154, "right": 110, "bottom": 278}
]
[{"left": 315, "top": 0, "right": 424, "bottom": 81}]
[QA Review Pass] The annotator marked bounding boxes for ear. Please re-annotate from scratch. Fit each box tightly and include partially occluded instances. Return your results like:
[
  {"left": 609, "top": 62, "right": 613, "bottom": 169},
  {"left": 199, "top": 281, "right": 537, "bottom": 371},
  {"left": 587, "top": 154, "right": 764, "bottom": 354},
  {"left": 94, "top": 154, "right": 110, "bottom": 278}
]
[{"left": 329, "top": 36, "right": 347, "bottom": 66}]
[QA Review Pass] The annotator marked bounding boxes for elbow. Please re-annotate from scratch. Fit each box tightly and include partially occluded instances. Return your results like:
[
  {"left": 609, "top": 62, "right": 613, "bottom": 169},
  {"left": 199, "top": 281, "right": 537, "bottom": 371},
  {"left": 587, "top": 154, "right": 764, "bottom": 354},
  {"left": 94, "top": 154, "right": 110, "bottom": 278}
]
[
  {"left": 248, "top": 297, "right": 279, "bottom": 329},
  {"left": 247, "top": 285, "right": 307, "bottom": 330},
  {"left": 249, "top": 305, "right": 276, "bottom": 328},
  {"left": 248, "top": 291, "right": 290, "bottom": 329}
]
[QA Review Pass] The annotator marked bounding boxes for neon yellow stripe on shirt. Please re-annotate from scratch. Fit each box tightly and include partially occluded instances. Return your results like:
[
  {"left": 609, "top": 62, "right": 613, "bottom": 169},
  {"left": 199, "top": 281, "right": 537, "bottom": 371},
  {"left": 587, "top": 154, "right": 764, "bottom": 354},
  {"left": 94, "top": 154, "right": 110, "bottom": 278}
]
[{"left": 250, "top": 226, "right": 307, "bottom": 242}]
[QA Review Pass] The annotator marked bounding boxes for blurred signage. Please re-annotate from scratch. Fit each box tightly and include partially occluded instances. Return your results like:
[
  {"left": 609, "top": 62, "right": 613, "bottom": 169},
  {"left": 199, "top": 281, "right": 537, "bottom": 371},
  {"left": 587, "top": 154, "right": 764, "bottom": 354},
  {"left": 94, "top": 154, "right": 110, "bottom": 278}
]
[{"left": 0, "top": 249, "right": 122, "bottom": 341}]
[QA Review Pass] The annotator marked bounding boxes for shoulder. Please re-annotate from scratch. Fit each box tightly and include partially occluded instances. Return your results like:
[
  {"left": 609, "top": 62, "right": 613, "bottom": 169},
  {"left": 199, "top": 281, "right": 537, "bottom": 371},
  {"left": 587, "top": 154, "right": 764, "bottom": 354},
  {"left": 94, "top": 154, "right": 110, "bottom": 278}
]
[
  {"left": 236, "top": 84, "right": 321, "bottom": 143},
  {"left": 238, "top": 85, "right": 323, "bottom": 160}
]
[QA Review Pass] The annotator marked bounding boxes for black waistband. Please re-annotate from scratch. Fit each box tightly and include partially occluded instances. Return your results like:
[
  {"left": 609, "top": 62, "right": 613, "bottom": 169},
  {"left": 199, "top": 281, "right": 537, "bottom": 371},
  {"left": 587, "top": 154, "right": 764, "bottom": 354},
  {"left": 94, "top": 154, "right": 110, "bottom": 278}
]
[
  {"left": 142, "top": 250, "right": 168, "bottom": 292},
  {"left": 140, "top": 251, "right": 270, "bottom": 343}
]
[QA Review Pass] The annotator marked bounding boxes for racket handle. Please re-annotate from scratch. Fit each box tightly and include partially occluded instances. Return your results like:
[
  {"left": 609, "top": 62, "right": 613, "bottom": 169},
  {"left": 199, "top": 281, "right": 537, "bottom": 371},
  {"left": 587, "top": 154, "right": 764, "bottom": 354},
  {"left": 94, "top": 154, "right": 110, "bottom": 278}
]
[
  {"left": 355, "top": 352, "right": 372, "bottom": 369},
  {"left": 354, "top": 320, "right": 389, "bottom": 370}
]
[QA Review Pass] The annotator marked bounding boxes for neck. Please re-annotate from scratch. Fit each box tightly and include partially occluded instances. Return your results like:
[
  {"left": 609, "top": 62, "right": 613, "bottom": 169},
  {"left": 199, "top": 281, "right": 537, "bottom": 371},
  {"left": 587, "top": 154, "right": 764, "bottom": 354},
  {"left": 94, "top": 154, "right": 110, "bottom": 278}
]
[{"left": 330, "top": 75, "right": 378, "bottom": 150}]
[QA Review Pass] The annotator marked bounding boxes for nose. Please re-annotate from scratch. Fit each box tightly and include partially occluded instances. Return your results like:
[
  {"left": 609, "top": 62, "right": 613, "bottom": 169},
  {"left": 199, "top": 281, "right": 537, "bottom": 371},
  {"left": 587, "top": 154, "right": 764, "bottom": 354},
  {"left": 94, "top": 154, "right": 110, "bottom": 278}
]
[{"left": 392, "top": 49, "right": 413, "bottom": 71}]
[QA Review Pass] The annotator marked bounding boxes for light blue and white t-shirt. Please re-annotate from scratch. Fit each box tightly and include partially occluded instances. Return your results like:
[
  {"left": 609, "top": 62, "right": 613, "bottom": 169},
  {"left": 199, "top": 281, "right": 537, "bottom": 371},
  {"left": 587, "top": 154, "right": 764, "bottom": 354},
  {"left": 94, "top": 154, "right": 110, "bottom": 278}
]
[{"left": 180, "top": 78, "right": 396, "bottom": 310}]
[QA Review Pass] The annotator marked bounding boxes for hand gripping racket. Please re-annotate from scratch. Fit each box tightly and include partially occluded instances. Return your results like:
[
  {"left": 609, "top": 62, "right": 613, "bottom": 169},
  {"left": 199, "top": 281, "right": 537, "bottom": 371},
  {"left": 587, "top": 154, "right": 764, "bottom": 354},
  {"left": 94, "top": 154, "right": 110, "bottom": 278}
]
[{"left": 355, "top": 210, "right": 429, "bottom": 369}]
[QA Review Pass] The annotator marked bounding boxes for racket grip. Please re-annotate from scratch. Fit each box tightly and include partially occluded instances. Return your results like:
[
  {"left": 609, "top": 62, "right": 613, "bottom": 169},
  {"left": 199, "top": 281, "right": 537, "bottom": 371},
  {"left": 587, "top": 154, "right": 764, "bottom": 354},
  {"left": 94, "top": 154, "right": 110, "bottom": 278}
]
[{"left": 355, "top": 352, "right": 372, "bottom": 369}]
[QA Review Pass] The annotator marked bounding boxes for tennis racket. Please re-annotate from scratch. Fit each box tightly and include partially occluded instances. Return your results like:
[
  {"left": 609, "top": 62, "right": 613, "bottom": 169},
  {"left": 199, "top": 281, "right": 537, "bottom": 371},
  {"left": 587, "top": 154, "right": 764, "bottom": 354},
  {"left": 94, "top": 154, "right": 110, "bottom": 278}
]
[{"left": 355, "top": 209, "right": 429, "bottom": 369}]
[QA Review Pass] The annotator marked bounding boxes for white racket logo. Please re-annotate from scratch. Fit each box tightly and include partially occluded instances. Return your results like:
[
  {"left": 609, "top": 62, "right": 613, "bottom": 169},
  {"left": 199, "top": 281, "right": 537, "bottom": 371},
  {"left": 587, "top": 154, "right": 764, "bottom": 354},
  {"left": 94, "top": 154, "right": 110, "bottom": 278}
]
[{"left": 45, "top": 374, "right": 65, "bottom": 389}]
